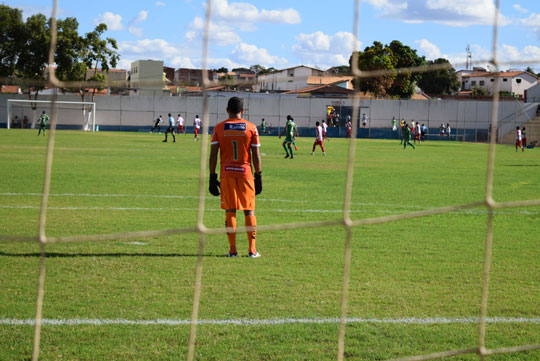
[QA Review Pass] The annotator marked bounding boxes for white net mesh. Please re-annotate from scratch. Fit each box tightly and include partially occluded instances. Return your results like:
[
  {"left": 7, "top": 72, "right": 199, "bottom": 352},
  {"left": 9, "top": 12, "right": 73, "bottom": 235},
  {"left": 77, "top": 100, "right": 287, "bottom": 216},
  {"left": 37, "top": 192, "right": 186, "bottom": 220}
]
[{"left": 1, "top": 0, "right": 539, "bottom": 360}]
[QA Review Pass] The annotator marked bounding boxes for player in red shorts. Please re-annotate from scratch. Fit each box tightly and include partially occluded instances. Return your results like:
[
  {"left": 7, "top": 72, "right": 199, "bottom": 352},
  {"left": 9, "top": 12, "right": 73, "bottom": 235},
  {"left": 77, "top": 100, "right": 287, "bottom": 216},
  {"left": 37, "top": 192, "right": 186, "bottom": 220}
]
[
  {"left": 515, "top": 126, "right": 524, "bottom": 152},
  {"left": 311, "top": 121, "right": 326, "bottom": 155},
  {"left": 193, "top": 115, "right": 201, "bottom": 141},
  {"left": 209, "top": 97, "right": 262, "bottom": 258}
]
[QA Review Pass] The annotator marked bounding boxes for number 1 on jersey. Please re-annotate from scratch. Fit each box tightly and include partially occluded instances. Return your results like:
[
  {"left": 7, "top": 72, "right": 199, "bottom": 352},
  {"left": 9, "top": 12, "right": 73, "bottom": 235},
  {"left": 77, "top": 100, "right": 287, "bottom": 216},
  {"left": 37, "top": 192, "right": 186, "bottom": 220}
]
[{"left": 232, "top": 140, "right": 238, "bottom": 160}]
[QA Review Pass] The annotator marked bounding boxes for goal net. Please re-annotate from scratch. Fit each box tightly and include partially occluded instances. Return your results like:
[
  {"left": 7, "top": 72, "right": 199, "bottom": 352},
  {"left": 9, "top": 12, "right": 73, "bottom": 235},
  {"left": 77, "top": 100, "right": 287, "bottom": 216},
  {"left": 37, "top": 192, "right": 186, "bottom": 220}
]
[{"left": 6, "top": 99, "right": 96, "bottom": 131}]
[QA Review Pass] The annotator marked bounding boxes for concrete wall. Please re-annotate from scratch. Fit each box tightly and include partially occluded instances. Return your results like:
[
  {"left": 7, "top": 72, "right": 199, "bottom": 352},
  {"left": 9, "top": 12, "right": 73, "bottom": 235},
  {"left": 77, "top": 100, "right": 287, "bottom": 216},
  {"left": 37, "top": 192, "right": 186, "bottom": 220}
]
[{"left": 1, "top": 93, "right": 536, "bottom": 140}]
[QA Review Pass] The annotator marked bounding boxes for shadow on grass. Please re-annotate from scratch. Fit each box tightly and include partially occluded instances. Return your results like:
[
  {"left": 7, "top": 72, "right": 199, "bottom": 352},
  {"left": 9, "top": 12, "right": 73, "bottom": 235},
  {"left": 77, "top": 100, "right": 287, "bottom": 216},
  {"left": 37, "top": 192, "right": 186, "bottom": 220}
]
[
  {"left": 0, "top": 251, "right": 236, "bottom": 258},
  {"left": 503, "top": 164, "right": 539, "bottom": 167}
]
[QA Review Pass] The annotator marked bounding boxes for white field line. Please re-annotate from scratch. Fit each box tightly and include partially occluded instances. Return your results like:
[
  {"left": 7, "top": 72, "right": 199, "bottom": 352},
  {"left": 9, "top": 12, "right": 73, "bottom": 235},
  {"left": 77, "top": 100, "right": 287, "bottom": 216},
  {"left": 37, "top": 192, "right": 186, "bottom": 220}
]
[
  {"left": 1, "top": 317, "right": 539, "bottom": 327},
  {"left": 1, "top": 193, "right": 539, "bottom": 215},
  {"left": 1, "top": 204, "right": 539, "bottom": 216}
]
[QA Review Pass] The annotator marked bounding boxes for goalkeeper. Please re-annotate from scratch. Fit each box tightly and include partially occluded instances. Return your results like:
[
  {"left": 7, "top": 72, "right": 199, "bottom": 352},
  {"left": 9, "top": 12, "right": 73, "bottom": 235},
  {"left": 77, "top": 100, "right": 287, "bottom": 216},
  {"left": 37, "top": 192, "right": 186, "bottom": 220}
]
[
  {"left": 209, "top": 97, "right": 262, "bottom": 258},
  {"left": 37, "top": 111, "right": 48, "bottom": 136}
]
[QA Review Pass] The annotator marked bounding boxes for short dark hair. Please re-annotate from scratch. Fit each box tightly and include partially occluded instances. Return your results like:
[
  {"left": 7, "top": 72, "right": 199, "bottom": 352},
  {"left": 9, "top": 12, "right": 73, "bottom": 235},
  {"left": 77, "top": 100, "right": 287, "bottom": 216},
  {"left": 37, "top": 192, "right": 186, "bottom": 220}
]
[
  {"left": 316, "top": 121, "right": 320, "bottom": 126},
  {"left": 227, "top": 97, "right": 243, "bottom": 114}
]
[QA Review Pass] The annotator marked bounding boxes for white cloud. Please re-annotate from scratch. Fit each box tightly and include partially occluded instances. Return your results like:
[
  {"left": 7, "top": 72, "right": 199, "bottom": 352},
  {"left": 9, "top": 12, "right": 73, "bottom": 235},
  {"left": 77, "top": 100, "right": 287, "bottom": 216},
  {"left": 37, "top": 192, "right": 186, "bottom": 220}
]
[
  {"left": 519, "top": 12, "right": 540, "bottom": 40},
  {"left": 156, "top": 1, "right": 166, "bottom": 6},
  {"left": 363, "top": 0, "right": 511, "bottom": 27},
  {"left": 442, "top": 43, "right": 540, "bottom": 70},
  {"left": 415, "top": 39, "right": 442, "bottom": 59},
  {"left": 129, "top": 10, "right": 148, "bottom": 37},
  {"left": 94, "top": 12, "right": 124, "bottom": 31},
  {"left": 230, "top": 43, "right": 288, "bottom": 67},
  {"left": 513, "top": 4, "right": 529, "bottom": 14},
  {"left": 521, "top": 12, "right": 540, "bottom": 27},
  {"left": 186, "top": 17, "right": 241, "bottom": 46},
  {"left": 207, "top": 0, "right": 300, "bottom": 30},
  {"left": 292, "top": 31, "right": 361, "bottom": 69}
]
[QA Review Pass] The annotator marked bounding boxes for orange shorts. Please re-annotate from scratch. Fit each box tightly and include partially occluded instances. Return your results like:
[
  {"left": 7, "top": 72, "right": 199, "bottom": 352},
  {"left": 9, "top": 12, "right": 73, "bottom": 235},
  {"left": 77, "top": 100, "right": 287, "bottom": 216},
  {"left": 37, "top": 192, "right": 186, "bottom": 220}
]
[{"left": 220, "top": 177, "right": 255, "bottom": 210}]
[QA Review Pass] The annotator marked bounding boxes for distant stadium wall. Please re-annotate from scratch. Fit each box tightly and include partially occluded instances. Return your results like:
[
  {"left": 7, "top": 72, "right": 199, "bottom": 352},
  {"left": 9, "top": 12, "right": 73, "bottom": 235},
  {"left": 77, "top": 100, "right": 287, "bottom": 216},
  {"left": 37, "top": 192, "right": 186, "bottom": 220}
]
[{"left": 1, "top": 93, "right": 535, "bottom": 142}]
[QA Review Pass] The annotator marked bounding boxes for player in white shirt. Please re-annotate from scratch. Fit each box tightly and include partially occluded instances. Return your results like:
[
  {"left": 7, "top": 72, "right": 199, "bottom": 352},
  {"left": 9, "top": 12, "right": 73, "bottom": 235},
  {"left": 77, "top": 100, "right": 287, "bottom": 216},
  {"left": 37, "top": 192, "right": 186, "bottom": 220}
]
[
  {"left": 311, "top": 121, "right": 326, "bottom": 155},
  {"left": 515, "top": 126, "right": 524, "bottom": 152},
  {"left": 322, "top": 119, "right": 329, "bottom": 141},
  {"left": 194, "top": 115, "right": 202, "bottom": 141},
  {"left": 176, "top": 114, "right": 185, "bottom": 134},
  {"left": 163, "top": 113, "right": 176, "bottom": 142}
]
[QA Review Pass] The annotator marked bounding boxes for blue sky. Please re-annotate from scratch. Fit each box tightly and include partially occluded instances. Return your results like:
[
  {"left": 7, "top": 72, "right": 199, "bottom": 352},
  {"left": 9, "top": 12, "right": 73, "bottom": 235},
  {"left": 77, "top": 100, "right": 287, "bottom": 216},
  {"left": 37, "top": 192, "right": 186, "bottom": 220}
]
[{"left": 4, "top": 0, "right": 540, "bottom": 72}]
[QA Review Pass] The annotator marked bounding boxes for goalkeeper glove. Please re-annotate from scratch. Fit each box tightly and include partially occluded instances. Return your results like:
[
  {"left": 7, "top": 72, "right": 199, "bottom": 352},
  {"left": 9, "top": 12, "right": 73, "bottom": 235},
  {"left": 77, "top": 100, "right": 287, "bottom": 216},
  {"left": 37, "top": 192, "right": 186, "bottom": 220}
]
[
  {"left": 254, "top": 172, "right": 262, "bottom": 195},
  {"left": 209, "top": 173, "right": 220, "bottom": 196}
]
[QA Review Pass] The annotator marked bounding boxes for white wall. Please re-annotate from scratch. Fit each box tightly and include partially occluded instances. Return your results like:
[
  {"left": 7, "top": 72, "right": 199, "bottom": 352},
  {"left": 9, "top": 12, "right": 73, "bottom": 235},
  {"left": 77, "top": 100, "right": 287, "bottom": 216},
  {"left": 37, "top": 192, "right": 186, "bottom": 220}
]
[{"left": 0, "top": 93, "right": 533, "bottom": 132}]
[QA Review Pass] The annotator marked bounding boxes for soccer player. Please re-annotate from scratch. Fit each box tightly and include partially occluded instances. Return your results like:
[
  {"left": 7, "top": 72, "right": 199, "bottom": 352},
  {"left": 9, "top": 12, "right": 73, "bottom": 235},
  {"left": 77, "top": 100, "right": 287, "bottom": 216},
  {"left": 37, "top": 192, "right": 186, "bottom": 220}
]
[
  {"left": 421, "top": 123, "right": 428, "bottom": 142},
  {"left": 151, "top": 115, "right": 162, "bottom": 133},
  {"left": 399, "top": 118, "right": 405, "bottom": 144},
  {"left": 391, "top": 116, "right": 397, "bottom": 133},
  {"left": 311, "top": 121, "right": 326, "bottom": 155},
  {"left": 515, "top": 126, "right": 524, "bottom": 152},
  {"left": 346, "top": 119, "right": 352, "bottom": 138},
  {"left": 279, "top": 115, "right": 298, "bottom": 158},
  {"left": 163, "top": 113, "right": 176, "bottom": 142},
  {"left": 522, "top": 127, "right": 527, "bottom": 148},
  {"left": 322, "top": 119, "right": 329, "bottom": 141},
  {"left": 209, "top": 97, "right": 262, "bottom": 258},
  {"left": 402, "top": 122, "right": 415, "bottom": 150},
  {"left": 414, "top": 122, "right": 421, "bottom": 144},
  {"left": 37, "top": 111, "right": 48, "bottom": 136},
  {"left": 361, "top": 113, "right": 367, "bottom": 128},
  {"left": 193, "top": 115, "right": 202, "bottom": 141},
  {"left": 177, "top": 114, "right": 185, "bottom": 134},
  {"left": 261, "top": 118, "right": 266, "bottom": 134}
]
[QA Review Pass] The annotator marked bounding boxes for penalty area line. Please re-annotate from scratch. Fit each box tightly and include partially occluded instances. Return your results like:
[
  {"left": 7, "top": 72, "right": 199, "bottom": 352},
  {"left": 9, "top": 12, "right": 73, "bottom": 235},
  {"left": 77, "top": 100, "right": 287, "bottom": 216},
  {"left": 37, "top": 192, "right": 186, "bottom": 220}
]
[{"left": 1, "top": 317, "right": 539, "bottom": 326}]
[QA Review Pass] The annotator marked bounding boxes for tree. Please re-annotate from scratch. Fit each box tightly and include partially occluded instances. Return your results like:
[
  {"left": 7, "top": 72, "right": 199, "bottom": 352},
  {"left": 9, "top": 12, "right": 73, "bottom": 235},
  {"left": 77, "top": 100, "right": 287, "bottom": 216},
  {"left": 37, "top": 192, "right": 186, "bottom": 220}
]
[
  {"left": 417, "top": 58, "right": 460, "bottom": 95},
  {"left": 350, "top": 40, "right": 425, "bottom": 98},
  {"left": 329, "top": 65, "right": 350, "bottom": 75},
  {"left": 387, "top": 41, "right": 425, "bottom": 98},
  {"left": 232, "top": 67, "right": 250, "bottom": 73},
  {"left": 471, "top": 85, "right": 487, "bottom": 96},
  {"left": 18, "top": 14, "right": 50, "bottom": 96},
  {"left": 350, "top": 41, "right": 395, "bottom": 97},
  {"left": 214, "top": 67, "right": 228, "bottom": 73},
  {"left": 82, "top": 23, "right": 119, "bottom": 102},
  {"left": 0, "top": 5, "right": 25, "bottom": 78}
]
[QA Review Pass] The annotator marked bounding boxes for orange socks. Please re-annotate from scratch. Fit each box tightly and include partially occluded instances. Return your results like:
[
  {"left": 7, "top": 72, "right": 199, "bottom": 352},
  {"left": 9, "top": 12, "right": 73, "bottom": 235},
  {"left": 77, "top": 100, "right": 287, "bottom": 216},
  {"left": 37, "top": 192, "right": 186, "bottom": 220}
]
[
  {"left": 245, "top": 214, "right": 257, "bottom": 254},
  {"left": 225, "top": 212, "right": 237, "bottom": 254}
]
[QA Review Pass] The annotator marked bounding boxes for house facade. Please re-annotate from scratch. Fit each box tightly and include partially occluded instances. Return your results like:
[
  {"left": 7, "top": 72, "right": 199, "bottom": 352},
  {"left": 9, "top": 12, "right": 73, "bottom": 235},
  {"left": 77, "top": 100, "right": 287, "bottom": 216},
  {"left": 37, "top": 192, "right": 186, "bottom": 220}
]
[
  {"left": 130, "top": 60, "right": 165, "bottom": 96},
  {"left": 255, "top": 66, "right": 326, "bottom": 92},
  {"left": 461, "top": 71, "right": 538, "bottom": 97}
]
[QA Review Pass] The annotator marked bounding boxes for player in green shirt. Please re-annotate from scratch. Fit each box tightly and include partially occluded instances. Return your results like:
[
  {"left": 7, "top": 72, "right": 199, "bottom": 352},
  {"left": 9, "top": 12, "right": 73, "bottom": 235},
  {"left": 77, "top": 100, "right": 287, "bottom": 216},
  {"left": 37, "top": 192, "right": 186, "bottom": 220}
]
[
  {"left": 279, "top": 115, "right": 298, "bottom": 159},
  {"left": 38, "top": 111, "right": 48, "bottom": 136},
  {"left": 261, "top": 118, "right": 266, "bottom": 134},
  {"left": 401, "top": 122, "right": 415, "bottom": 150}
]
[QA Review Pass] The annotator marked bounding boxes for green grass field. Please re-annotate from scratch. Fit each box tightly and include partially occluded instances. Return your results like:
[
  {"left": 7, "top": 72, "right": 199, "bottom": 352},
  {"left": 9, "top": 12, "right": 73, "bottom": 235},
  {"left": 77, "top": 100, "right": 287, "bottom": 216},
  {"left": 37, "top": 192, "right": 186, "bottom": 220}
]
[{"left": 0, "top": 129, "right": 539, "bottom": 360}]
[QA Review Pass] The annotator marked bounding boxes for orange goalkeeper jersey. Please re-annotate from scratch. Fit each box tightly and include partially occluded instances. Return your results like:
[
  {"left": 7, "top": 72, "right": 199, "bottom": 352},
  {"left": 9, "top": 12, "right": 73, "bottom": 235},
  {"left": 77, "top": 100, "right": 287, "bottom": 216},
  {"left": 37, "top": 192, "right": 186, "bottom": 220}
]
[{"left": 211, "top": 118, "right": 260, "bottom": 179}]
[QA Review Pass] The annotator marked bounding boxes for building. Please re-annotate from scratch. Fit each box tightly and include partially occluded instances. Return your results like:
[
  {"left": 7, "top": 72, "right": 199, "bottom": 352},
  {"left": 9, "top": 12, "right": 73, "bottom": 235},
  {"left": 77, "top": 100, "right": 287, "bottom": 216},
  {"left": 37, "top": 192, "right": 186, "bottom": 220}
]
[
  {"left": 175, "top": 68, "right": 217, "bottom": 87},
  {"left": 163, "top": 66, "right": 175, "bottom": 85},
  {"left": 130, "top": 60, "right": 165, "bottom": 96},
  {"left": 85, "top": 68, "right": 128, "bottom": 94},
  {"left": 255, "top": 66, "right": 326, "bottom": 92},
  {"left": 461, "top": 70, "right": 538, "bottom": 97},
  {"left": 524, "top": 81, "right": 540, "bottom": 103}
]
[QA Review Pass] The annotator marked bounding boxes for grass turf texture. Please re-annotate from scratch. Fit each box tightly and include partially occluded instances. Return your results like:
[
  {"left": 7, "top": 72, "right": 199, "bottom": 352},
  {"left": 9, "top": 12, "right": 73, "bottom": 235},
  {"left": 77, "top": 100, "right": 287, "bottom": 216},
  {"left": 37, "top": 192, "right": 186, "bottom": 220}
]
[{"left": 0, "top": 129, "right": 539, "bottom": 360}]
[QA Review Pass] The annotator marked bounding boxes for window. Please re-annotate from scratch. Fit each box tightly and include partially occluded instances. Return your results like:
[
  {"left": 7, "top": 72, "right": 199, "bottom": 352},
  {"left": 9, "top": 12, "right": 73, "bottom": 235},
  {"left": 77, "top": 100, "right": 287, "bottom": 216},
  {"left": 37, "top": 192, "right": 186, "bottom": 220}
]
[
  {"left": 471, "top": 81, "right": 476, "bottom": 86},
  {"left": 479, "top": 81, "right": 485, "bottom": 86},
  {"left": 490, "top": 79, "right": 494, "bottom": 82},
  {"left": 503, "top": 78, "right": 508, "bottom": 82},
  {"left": 516, "top": 78, "right": 522, "bottom": 83}
]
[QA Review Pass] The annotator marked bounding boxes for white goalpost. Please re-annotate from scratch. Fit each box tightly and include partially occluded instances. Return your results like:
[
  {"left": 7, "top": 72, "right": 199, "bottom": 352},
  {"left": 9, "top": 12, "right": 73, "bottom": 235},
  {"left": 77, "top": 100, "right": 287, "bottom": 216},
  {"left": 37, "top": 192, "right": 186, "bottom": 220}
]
[{"left": 6, "top": 99, "right": 97, "bottom": 131}]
